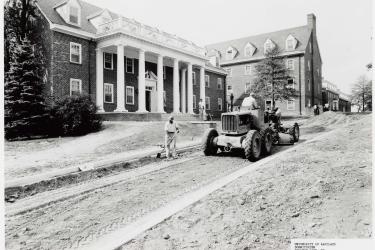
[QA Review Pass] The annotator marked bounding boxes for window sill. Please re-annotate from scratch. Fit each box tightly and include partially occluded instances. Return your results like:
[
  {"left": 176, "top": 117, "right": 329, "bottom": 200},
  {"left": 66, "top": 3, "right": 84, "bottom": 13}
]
[{"left": 70, "top": 61, "right": 82, "bottom": 65}]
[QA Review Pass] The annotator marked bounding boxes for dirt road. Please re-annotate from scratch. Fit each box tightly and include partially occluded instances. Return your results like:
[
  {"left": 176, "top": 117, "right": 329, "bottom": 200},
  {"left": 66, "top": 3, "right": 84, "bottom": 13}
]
[{"left": 5, "top": 113, "right": 371, "bottom": 250}]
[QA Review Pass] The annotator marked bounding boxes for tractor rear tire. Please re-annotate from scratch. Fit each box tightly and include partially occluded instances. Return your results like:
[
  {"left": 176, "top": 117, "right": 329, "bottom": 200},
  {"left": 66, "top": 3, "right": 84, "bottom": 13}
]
[
  {"left": 202, "top": 128, "right": 218, "bottom": 156},
  {"left": 289, "top": 123, "right": 300, "bottom": 142},
  {"left": 243, "top": 130, "right": 262, "bottom": 161},
  {"left": 260, "top": 127, "right": 273, "bottom": 156}
]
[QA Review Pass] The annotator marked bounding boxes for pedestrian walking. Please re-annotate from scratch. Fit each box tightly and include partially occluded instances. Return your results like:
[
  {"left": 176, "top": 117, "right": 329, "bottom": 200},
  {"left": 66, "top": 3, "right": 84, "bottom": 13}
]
[
  {"left": 164, "top": 115, "right": 179, "bottom": 160},
  {"left": 313, "top": 104, "right": 317, "bottom": 115},
  {"left": 198, "top": 99, "right": 205, "bottom": 120}
]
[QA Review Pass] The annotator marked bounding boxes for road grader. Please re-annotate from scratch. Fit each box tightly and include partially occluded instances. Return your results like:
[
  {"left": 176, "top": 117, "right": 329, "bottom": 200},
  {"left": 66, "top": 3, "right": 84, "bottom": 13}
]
[{"left": 201, "top": 108, "right": 300, "bottom": 161}]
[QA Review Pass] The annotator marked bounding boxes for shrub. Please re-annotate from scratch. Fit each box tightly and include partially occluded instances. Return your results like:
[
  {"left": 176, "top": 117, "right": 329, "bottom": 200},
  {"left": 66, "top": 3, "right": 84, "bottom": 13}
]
[{"left": 49, "top": 95, "right": 102, "bottom": 136}]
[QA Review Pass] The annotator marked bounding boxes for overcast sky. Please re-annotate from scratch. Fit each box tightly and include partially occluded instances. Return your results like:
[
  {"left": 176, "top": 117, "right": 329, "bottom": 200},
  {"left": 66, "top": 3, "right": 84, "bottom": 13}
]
[{"left": 88, "top": 0, "right": 372, "bottom": 94}]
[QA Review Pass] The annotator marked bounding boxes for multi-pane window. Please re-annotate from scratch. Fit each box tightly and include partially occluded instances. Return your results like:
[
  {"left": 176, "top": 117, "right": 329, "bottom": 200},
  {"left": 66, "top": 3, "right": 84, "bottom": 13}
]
[
  {"left": 287, "top": 78, "right": 295, "bottom": 89},
  {"left": 70, "top": 79, "right": 82, "bottom": 96},
  {"left": 307, "top": 79, "right": 311, "bottom": 91},
  {"left": 286, "top": 59, "right": 294, "bottom": 70},
  {"left": 245, "top": 82, "right": 251, "bottom": 94},
  {"left": 192, "top": 72, "right": 196, "bottom": 85},
  {"left": 287, "top": 99, "right": 295, "bottom": 110},
  {"left": 104, "top": 53, "right": 113, "bottom": 70},
  {"left": 307, "top": 61, "right": 311, "bottom": 71},
  {"left": 193, "top": 95, "right": 196, "bottom": 109},
  {"left": 265, "top": 100, "right": 272, "bottom": 110},
  {"left": 224, "top": 68, "right": 232, "bottom": 77},
  {"left": 70, "top": 42, "right": 81, "bottom": 64},
  {"left": 286, "top": 39, "right": 294, "bottom": 50},
  {"left": 218, "top": 98, "right": 222, "bottom": 111},
  {"left": 244, "top": 65, "right": 251, "bottom": 75},
  {"left": 69, "top": 6, "right": 79, "bottom": 25},
  {"left": 205, "top": 75, "right": 209, "bottom": 87},
  {"left": 126, "top": 58, "right": 134, "bottom": 73},
  {"left": 126, "top": 86, "right": 134, "bottom": 104},
  {"left": 217, "top": 78, "right": 223, "bottom": 89},
  {"left": 205, "top": 96, "right": 210, "bottom": 110},
  {"left": 104, "top": 83, "right": 114, "bottom": 103}
]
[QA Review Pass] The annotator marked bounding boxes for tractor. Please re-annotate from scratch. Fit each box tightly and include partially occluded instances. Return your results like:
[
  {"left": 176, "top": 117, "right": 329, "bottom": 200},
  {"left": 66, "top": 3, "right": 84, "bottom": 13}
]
[{"left": 201, "top": 108, "right": 300, "bottom": 161}]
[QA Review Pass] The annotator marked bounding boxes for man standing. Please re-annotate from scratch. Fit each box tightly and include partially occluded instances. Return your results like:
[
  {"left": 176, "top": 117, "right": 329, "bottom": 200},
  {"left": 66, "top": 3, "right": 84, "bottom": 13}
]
[
  {"left": 198, "top": 99, "right": 205, "bottom": 120},
  {"left": 241, "top": 92, "right": 258, "bottom": 110},
  {"left": 164, "top": 116, "right": 179, "bottom": 160}
]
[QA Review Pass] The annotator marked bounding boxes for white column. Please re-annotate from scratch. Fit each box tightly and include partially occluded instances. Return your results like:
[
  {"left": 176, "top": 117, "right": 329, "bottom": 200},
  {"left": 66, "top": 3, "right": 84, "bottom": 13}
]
[
  {"left": 96, "top": 48, "right": 104, "bottom": 112},
  {"left": 173, "top": 58, "right": 180, "bottom": 113},
  {"left": 200, "top": 66, "right": 206, "bottom": 115},
  {"left": 181, "top": 68, "right": 187, "bottom": 113},
  {"left": 137, "top": 49, "right": 147, "bottom": 112},
  {"left": 187, "top": 63, "right": 194, "bottom": 114},
  {"left": 157, "top": 54, "right": 164, "bottom": 113},
  {"left": 114, "top": 43, "right": 127, "bottom": 112}
]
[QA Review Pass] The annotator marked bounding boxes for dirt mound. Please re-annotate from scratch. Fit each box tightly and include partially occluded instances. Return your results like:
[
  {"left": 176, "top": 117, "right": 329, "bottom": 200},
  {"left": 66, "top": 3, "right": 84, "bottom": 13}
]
[{"left": 304, "top": 112, "right": 368, "bottom": 128}]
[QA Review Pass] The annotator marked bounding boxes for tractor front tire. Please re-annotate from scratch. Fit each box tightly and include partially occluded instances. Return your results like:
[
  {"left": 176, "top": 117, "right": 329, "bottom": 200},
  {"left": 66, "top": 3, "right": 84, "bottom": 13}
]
[
  {"left": 202, "top": 128, "right": 218, "bottom": 156},
  {"left": 260, "top": 127, "right": 273, "bottom": 156},
  {"left": 243, "top": 130, "right": 262, "bottom": 161},
  {"left": 289, "top": 123, "right": 300, "bottom": 142}
]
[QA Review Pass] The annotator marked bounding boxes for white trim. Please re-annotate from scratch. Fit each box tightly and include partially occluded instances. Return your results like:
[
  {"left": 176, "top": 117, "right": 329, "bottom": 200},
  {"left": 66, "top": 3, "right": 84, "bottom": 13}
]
[
  {"left": 286, "top": 59, "right": 294, "bottom": 70},
  {"left": 69, "top": 78, "right": 82, "bottom": 95},
  {"left": 67, "top": 5, "right": 81, "bottom": 27},
  {"left": 224, "top": 67, "right": 232, "bottom": 77},
  {"left": 126, "top": 58, "right": 134, "bottom": 74},
  {"left": 205, "top": 96, "right": 211, "bottom": 110},
  {"left": 217, "top": 78, "right": 223, "bottom": 90},
  {"left": 205, "top": 74, "right": 210, "bottom": 87},
  {"left": 103, "top": 52, "right": 113, "bottom": 70},
  {"left": 287, "top": 98, "right": 296, "bottom": 110},
  {"left": 244, "top": 64, "right": 251, "bottom": 75},
  {"left": 104, "top": 83, "right": 114, "bottom": 103},
  {"left": 218, "top": 98, "right": 223, "bottom": 111},
  {"left": 126, "top": 86, "right": 135, "bottom": 105},
  {"left": 70, "top": 42, "right": 82, "bottom": 64}
]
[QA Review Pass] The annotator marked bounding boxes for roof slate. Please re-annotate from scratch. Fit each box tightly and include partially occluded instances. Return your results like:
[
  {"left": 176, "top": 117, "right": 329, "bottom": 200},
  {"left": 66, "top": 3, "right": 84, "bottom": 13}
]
[
  {"left": 37, "top": 0, "right": 119, "bottom": 34},
  {"left": 205, "top": 25, "right": 312, "bottom": 63}
]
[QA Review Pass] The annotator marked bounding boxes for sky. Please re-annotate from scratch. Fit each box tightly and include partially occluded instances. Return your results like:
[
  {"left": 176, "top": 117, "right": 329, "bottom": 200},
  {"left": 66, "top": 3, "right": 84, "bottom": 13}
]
[{"left": 87, "top": 0, "right": 372, "bottom": 94}]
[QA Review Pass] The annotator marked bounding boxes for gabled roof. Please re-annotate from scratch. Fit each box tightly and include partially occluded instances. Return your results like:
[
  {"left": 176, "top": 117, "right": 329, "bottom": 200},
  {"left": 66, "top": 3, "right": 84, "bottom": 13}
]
[
  {"left": 205, "top": 25, "right": 312, "bottom": 64},
  {"left": 37, "top": 0, "right": 119, "bottom": 34}
]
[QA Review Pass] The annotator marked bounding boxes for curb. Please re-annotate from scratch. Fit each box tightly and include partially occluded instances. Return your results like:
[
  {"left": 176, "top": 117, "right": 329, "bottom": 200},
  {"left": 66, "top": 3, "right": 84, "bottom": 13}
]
[{"left": 5, "top": 143, "right": 202, "bottom": 201}]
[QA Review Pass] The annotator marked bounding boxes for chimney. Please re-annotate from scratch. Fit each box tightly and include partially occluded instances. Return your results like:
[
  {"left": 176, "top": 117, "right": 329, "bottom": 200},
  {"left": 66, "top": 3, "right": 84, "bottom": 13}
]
[{"left": 307, "top": 13, "right": 316, "bottom": 38}]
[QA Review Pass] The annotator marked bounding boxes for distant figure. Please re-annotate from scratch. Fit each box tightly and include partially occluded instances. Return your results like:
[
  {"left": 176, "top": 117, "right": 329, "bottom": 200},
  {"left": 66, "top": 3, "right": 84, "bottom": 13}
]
[
  {"left": 198, "top": 99, "right": 205, "bottom": 120},
  {"left": 241, "top": 92, "right": 258, "bottom": 110},
  {"left": 316, "top": 105, "right": 320, "bottom": 115},
  {"left": 313, "top": 105, "right": 317, "bottom": 115},
  {"left": 164, "top": 116, "right": 179, "bottom": 160}
]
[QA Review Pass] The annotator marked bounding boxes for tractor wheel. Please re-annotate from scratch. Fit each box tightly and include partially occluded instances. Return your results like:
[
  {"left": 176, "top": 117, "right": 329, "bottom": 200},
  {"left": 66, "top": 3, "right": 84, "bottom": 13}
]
[
  {"left": 202, "top": 128, "right": 218, "bottom": 156},
  {"left": 243, "top": 130, "right": 262, "bottom": 161},
  {"left": 289, "top": 123, "right": 300, "bottom": 142},
  {"left": 260, "top": 128, "right": 273, "bottom": 156}
]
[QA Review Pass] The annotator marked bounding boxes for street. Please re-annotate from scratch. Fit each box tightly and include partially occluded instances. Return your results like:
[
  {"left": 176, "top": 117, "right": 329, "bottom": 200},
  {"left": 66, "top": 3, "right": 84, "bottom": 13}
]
[{"left": 4, "top": 113, "right": 372, "bottom": 250}]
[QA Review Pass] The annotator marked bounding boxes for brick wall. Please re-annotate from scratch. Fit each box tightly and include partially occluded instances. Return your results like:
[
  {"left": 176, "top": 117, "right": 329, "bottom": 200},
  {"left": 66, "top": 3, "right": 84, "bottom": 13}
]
[{"left": 50, "top": 31, "right": 96, "bottom": 100}]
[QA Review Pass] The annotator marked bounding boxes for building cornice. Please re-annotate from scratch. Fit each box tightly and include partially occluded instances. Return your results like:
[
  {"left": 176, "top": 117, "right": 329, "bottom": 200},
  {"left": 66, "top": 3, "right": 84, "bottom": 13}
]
[{"left": 219, "top": 50, "right": 305, "bottom": 66}]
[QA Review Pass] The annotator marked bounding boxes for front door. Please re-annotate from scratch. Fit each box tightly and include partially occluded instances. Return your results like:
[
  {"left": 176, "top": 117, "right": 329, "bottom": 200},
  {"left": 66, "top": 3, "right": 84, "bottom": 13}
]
[{"left": 145, "top": 90, "right": 151, "bottom": 112}]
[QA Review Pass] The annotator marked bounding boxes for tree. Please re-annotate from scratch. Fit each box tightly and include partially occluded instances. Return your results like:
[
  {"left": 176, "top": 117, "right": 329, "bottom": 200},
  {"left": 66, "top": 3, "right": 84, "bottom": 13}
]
[
  {"left": 350, "top": 75, "right": 372, "bottom": 112},
  {"left": 4, "top": 37, "right": 48, "bottom": 139},
  {"left": 250, "top": 46, "right": 296, "bottom": 108}
]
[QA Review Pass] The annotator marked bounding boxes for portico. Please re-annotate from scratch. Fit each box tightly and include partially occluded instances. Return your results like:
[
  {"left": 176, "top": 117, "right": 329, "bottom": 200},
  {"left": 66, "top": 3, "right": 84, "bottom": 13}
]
[{"left": 95, "top": 17, "right": 207, "bottom": 115}]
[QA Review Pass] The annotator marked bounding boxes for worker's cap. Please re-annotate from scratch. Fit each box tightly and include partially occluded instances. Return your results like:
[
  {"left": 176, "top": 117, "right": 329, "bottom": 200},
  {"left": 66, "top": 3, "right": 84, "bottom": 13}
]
[
  {"left": 249, "top": 92, "right": 255, "bottom": 96},
  {"left": 169, "top": 115, "right": 174, "bottom": 120}
]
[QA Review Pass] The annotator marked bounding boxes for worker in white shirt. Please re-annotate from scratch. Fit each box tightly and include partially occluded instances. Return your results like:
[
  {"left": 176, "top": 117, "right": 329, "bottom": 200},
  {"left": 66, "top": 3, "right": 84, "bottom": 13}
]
[
  {"left": 164, "top": 115, "right": 179, "bottom": 159},
  {"left": 241, "top": 92, "right": 259, "bottom": 110},
  {"left": 198, "top": 99, "right": 205, "bottom": 120}
]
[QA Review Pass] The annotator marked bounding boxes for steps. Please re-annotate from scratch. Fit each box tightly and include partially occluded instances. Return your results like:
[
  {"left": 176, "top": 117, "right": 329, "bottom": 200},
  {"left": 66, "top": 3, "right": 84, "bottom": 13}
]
[{"left": 99, "top": 112, "right": 200, "bottom": 121}]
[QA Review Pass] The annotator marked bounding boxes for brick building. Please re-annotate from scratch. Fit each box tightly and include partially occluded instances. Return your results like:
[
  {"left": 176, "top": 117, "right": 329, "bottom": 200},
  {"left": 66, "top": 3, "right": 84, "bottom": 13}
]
[
  {"left": 322, "top": 79, "right": 340, "bottom": 111},
  {"left": 205, "top": 14, "right": 323, "bottom": 116},
  {"left": 36, "top": 0, "right": 227, "bottom": 119}
]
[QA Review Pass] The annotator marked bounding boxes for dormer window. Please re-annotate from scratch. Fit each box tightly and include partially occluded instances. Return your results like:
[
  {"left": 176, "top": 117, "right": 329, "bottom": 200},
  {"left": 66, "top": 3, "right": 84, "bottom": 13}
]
[
  {"left": 285, "top": 35, "right": 297, "bottom": 51},
  {"left": 264, "top": 39, "right": 275, "bottom": 54},
  {"left": 244, "top": 43, "right": 256, "bottom": 57},
  {"left": 226, "top": 46, "right": 237, "bottom": 60},
  {"left": 69, "top": 6, "right": 79, "bottom": 25}
]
